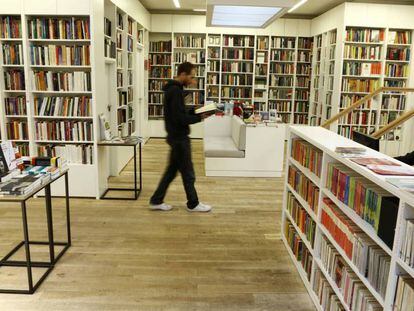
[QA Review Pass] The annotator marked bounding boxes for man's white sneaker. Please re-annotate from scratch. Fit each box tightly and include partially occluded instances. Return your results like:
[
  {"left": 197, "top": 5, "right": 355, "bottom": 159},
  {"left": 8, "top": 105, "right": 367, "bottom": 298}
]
[
  {"left": 187, "top": 202, "right": 212, "bottom": 213},
  {"left": 150, "top": 203, "right": 173, "bottom": 211}
]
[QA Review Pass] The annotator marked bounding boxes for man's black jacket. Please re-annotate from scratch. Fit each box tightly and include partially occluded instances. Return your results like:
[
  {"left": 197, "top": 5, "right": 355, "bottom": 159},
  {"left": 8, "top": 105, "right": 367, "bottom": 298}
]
[
  {"left": 395, "top": 151, "right": 414, "bottom": 165},
  {"left": 163, "top": 80, "right": 201, "bottom": 142}
]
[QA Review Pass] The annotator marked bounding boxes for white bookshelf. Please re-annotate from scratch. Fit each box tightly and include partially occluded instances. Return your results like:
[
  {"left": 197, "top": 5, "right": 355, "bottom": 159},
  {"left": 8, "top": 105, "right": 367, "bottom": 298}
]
[{"left": 282, "top": 125, "right": 414, "bottom": 311}]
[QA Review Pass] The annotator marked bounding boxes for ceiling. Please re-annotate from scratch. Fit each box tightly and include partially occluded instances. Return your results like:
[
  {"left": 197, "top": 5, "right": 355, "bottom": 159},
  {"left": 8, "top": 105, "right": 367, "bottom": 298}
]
[{"left": 140, "top": 0, "right": 414, "bottom": 18}]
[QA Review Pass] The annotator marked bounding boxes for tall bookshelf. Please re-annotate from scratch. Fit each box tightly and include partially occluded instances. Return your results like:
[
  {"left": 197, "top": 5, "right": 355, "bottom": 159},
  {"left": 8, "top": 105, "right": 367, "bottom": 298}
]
[
  {"left": 148, "top": 32, "right": 172, "bottom": 120},
  {"left": 324, "top": 29, "right": 337, "bottom": 123},
  {"left": 282, "top": 125, "right": 414, "bottom": 311},
  {"left": 0, "top": 15, "right": 29, "bottom": 156},
  {"left": 254, "top": 35, "right": 269, "bottom": 112},
  {"left": 173, "top": 33, "right": 206, "bottom": 108},
  {"left": 206, "top": 33, "right": 221, "bottom": 103},
  {"left": 221, "top": 34, "right": 254, "bottom": 106}
]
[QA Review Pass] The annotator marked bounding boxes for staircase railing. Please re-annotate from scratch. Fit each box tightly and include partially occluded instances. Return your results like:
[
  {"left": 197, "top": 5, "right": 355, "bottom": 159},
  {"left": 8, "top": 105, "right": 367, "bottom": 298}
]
[
  {"left": 321, "top": 87, "right": 414, "bottom": 130},
  {"left": 371, "top": 108, "right": 414, "bottom": 139}
]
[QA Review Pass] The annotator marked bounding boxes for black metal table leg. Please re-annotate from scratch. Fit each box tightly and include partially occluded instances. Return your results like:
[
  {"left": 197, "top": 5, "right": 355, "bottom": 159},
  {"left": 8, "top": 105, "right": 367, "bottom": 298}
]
[
  {"left": 65, "top": 173, "right": 71, "bottom": 246},
  {"left": 139, "top": 143, "right": 142, "bottom": 191},
  {"left": 44, "top": 184, "right": 55, "bottom": 264},
  {"left": 134, "top": 145, "right": 137, "bottom": 199},
  {"left": 21, "top": 201, "right": 33, "bottom": 293}
]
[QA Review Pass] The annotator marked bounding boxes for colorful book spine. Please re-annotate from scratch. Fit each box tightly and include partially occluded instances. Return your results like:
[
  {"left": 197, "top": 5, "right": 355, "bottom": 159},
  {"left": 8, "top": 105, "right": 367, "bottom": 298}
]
[
  {"left": 2, "top": 43, "right": 24, "bottom": 65},
  {"left": 30, "top": 45, "right": 90, "bottom": 66},
  {"left": 32, "top": 71, "right": 91, "bottom": 92},
  {"left": 28, "top": 17, "right": 90, "bottom": 40},
  {"left": 0, "top": 16, "right": 22, "bottom": 38},
  {"left": 5, "top": 96, "right": 26, "bottom": 115},
  {"left": 6, "top": 121, "right": 28, "bottom": 140},
  {"left": 35, "top": 121, "right": 93, "bottom": 142},
  {"left": 34, "top": 96, "right": 92, "bottom": 117},
  {"left": 288, "top": 165, "right": 320, "bottom": 213}
]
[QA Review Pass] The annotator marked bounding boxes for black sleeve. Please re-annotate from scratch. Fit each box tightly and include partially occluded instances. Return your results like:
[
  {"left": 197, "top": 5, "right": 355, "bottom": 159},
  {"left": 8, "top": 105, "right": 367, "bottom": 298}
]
[
  {"left": 395, "top": 150, "right": 414, "bottom": 165},
  {"left": 169, "top": 88, "right": 202, "bottom": 125}
]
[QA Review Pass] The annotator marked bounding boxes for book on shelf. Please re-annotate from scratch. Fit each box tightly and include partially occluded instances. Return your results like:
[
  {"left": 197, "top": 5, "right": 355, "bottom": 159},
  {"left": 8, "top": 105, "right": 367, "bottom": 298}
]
[
  {"left": 394, "top": 275, "right": 414, "bottom": 311},
  {"left": 32, "top": 71, "right": 91, "bottom": 92},
  {"left": 5, "top": 96, "right": 26, "bottom": 115},
  {"left": 4, "top": 69, "right": 25, "bottom": 90},
  {"left": 104, "top": 17, "right": 112, "bottom": 37},
  {"left": 0, "top": 16, "right": 22, "bottom": 39},
  {"left": 312, "top": 269, "right": 344, "bottom": 310},
  {"left": 35, "top": 120, "right": 94, "bottom": 142},
  {"left": 288, "top": 165, "right": 320, "bottom": 213},
  {"left": 400, "top": 219, "right": 414, "bottom": 267},
  {"left": 2, "top": 43, "right": 23, "bottom": 65},
  {"left": 326, "top": 162, "right": 399, "bottom": 248},
  {"left": 30, "top": 44, "right": 91, "bottom": 66},
  {"left": 34, "top": 96, "right": 92, "bottom": 117},
  {"left": 291, "top": 138, "right": 323, "bottom": 177},
  {"left": 28, "top": 17, "right": 90, "bottom": 40}
]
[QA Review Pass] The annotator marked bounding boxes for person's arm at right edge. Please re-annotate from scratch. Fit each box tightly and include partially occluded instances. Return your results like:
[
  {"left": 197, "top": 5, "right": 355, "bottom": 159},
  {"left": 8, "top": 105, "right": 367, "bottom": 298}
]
[
  {"left": 169, "top": 88, "right": 202, "bottom": 125},
  {"left": 395, "top": 150, "right": 414, "bottom": 165}
]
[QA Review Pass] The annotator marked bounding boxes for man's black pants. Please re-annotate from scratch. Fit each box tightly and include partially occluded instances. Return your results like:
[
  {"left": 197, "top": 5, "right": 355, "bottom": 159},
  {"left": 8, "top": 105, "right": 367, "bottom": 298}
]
[{"left": 150, "top": 138, "right": 199, "bottom": 209}]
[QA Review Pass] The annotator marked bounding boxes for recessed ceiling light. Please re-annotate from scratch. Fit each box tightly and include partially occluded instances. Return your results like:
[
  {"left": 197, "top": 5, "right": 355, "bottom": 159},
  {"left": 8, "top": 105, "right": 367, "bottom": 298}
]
[
  {"left": 288, "top": 0, "right": 308, "bottom": 13},
  {"left": 211, "top": 5, "right": 282, "bottom": 28},
  {"left": 172, "top": 0, "right": 180, "bottom": 9},
  {"left": 193, "top": 9, "right": 207, "bottom": 12}
]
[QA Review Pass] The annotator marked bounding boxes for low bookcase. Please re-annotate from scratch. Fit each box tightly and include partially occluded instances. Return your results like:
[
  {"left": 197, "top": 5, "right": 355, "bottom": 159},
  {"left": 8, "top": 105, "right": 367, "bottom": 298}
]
[{"left": 281, "top": 125, "right": 414, "bottom": 311}]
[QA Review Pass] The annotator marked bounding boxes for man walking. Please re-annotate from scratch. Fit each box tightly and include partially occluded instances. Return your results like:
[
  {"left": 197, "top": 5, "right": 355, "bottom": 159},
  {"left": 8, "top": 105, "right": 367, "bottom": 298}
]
[{"left": 149, "top": 62, "right": 212, "bottom": 212}]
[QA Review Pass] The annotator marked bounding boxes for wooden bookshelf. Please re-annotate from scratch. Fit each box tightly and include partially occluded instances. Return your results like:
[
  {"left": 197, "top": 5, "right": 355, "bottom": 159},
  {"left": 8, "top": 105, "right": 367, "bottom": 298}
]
[{"left": 283, "top": 125, "right": 414, "bottom": 311}]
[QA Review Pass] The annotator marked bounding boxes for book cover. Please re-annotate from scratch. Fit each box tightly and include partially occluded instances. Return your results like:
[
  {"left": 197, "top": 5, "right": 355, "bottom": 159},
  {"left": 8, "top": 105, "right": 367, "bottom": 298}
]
[
  {"left": 350, "top": 157, "right": 400, "bottom": 167},
  {"left": 367, "top": 165, "right": 414, "bottom": 176}
]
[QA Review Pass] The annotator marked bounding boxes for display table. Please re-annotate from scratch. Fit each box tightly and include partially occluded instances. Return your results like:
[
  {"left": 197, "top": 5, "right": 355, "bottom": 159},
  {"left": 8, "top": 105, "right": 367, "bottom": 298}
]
[
  {"left": 98, "top": 138, "right": 142, "bottom": 200},
  {"left": 0, "top": 170, "right": 71, "bottom": 294},
  {"left": 203, "top": 115, "right": 285, "bottom": 177}
]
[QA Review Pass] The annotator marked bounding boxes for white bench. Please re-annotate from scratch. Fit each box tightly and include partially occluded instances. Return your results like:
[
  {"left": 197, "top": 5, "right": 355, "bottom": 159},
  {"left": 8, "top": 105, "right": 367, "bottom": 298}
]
[{"left": 203, "top": 115, "right": 285, "bottom": 177}]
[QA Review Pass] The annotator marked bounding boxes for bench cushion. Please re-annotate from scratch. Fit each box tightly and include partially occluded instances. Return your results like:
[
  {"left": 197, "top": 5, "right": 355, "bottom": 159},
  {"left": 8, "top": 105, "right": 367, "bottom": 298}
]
[
  {"left": 204, "top": 137, "right": 245, "bottom": 158},
  {"left": 231, "top": 116, "right": 246, "bottom": 151}
]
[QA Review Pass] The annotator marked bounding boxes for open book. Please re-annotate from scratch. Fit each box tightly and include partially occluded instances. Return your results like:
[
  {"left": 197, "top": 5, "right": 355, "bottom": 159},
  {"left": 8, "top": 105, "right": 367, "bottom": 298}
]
[{"left": 195, "top": 103, "right": 218, "bottom": 114}]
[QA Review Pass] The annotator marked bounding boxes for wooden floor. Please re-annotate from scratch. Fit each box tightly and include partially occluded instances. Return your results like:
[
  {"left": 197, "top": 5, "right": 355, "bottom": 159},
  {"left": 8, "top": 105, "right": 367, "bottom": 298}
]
[{"left": 0, "top": 139, "right": 315, "bottom": 310}]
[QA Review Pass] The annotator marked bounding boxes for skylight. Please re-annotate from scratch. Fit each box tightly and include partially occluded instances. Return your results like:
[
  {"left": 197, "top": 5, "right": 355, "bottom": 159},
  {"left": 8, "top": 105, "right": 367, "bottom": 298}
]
[{"left": 211, "top": 5, "right": 282, "bottom": 28}]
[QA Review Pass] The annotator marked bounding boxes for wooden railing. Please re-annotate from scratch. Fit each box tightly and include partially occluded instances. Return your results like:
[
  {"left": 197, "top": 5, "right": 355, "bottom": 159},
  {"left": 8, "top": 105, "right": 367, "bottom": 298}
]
[
  {"left": 321, "top": 87, "right": 414, "bottom": 129},
  {"left": 371, "top": 108, "right": 414, "bottom": 139}
]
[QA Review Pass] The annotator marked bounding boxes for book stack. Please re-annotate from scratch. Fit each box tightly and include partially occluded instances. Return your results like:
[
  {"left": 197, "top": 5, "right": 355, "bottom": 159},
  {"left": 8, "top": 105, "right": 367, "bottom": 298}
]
[
  {"left": 27, "top": 17, "right": 90, "bottom": 40},
  {"left": 394, "top": 275, "right": 414, "bottom": 310},
  {"left": 285, "top": 220, "right": 313, "bottom": 280},
  {"left": 291, "top": 139, "right": 323, "bottom": 177},
  {"left": 30, "top": 44, "right": 90, "bottom": 66},
  {"left": 312, "top": 269, "right": 344, "bottom": 310},
  {"left": 288, "top": 165, "right": 320, "bottom": 213},
  {"left": 34, "top": 96, "right": 92, "bottom": 117},
  {"left": 326, "top": 162, "right": 399, "bottom": 248},
  {"left": 32, "top": 71, "right": 91, "bottom": 92}
]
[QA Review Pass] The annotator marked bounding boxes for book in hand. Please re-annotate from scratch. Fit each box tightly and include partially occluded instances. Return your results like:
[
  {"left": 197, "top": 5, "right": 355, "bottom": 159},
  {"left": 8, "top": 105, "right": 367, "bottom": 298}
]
[
  {"left": 195, "top": 103, "right": 218, "bottom": 115},
  {"left": 367, "top": 164, "right": 414, "bottom": 176},
  {"left": 350, "top": 157, "right": 400, "bottom": 167}
]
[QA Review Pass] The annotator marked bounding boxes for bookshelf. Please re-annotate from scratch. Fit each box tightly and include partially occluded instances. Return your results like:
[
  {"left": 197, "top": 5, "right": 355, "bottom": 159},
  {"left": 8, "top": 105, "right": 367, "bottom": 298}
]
[
  {"left": 282, "top": 125, "right": 414, "bottom": 311},
  {"left": 254, "top": 35, "right": 269, "bottom": 112},
  {"left": 206, "top": 33, "right": 221, "bottom": 103}
]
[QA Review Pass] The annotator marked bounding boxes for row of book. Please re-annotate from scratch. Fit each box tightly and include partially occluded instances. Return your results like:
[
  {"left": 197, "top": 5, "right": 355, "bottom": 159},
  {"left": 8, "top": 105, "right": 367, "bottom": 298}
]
[
  {"left": 286, "top": 191, "right": 316, "bottom": 247},
  {"left": 35, "top": 121, "right": 93, "bottom": 142},
  {"left": 6, "top": 121, "right": 28, "bottom": 140},
  {"left": 342, "top": 78, "right": 380, "bottom": 93},
  {"left": 389, "top": 30, "right": 412, "bottom": 44},
  {"left": 291, "top": 138, "right": 323, "bottom": 177},
  {"left": 257, "top": 37, "right": 268, "bottom": 50},
  {"left": 321, "top": 198, "right": 391, "bottom": 299},
  {"left": 149, "top": 67, "right": 171, "bottom": 79},
  {"left": 379, "top": 111, "right": 399, "bottom": 125},
  {"left": 297, "top": 77, "right": 311, "bottom": 88},
  {"left": 38, "top": 144, "right": 94, "bottom": 164},
  {"left": 340, "top": 95, "right": 371, "bottom": 110},
  {"left": 149, "top": 41, "right": 172, "bottom": 53},
  {"left": 175, "top": 36, "right": 205, "bottom": 48},
  {"left": 207, "top": 60, "right": 220, "bottom": 72},
  {"left": 288, "top": 165, "right": 320, "bottom": 213},
  {"left": 30, "top": 44, "right": 90, "bottom": 66},
  {"left": 384, "top": 79, "right": 407, "bottom": 88},
  {"left": 149, "top": 80, "right": 165, "bottom": 91},
  {"left": 28, "top": 17, "right": 90, "bottom": 40},
  {"left": 208, "top": 48, "right": 220, "bottom": 59},
  {"left": 206, "top": 74, "right": 218, "bottom": 84},
  {"left": 269, "top": 89, "right": 292, "bottom": 100},
  {"left": 296, "top": 64, "right": 311, "bottom": 75},
  {"left": 221, "top": 88, "right": 251, "bottom": 99},
  {"left": 32, "top": 71, "right": 91, "bottom": 92},
  {"left": 0, "top": 16, "right": 22, "bottom": 39},
  {"left": 382, "top": 96, "right": 406, "bottom": 110},
  {"left": 149, "top": 54, "right": 171, "bottom": 65},
  {"left": 343, "top": 62, "right": 382, "bottom": 76},
  {"left": 4, "top": 69, "right": 25, "bottom": 90},
  {"left": 319, "top": 236, "right": 382, "bottom": 310},
  {"left": 270, "top": 76, "right": 293, "bottom": 87},
  {"left": 149, "top": 93, "right": 164, "bottom": 104},
  {"left": 117, "top": 72, "right": 123, "bottom": 88},
  {"left": 296, "top": 90, "right": 310, "bottom": 101},
  {"left": 271, "top": 50, "right": 295, "bottom": 61},
  {"left": 343, "top": 45, "right": 381, "bottom": 60},
  {"left": 387, "top": 48, "right": 410, "bottom": 61},
  {"left": 16, "top": 143, "right": 30, "bottom": 157},
  {"left": 284, "top": 220, "right": 313, "bottom": 280},
  {"left": 270, "top": 63, "right": 295, "bottom": 74},
  {"left": 270, "top": 101, "right": 291, "bottom": 112},
  {"left": 2, "top": 43, "right": 23, "bottom": 65},
  {"left": 294, "top": 102, "right": 309, "bottom": 113},
  {"left": 345, "top": 28, "right": 384, "bottom": 43},
  {"left": 271, "top": 37, "right": 296, "bottom": 49},
  {"left": 385, "top": 63, "right": 409, "bottom": 78},
  {"left": 222, "top": 62, "right": 253, "bottom": 73},
  {"left": 312, "top": 269, "right": 345, "bottom": 311},
  {"left": 104, "top": 38, "right": 116, "bottom": 59},
  {"left": 394, "top": 275, "right": 414, "bottom": 310},
  {"left": 34, "top": 96, "right": 92, "bottom": 117},
  {"left": 4, "top": 96, "right": 26, "bottom": 115},
  {"left": 148, "top": 105, "right": 164, "bottom": 117},
  {"left": 222, "top": 36, "right": 254, "bottom": 48},
  {"left": 297, "top": 51, "right": 311, "bottom": 63},
  {"left": 174, "top": 51, "right": 205, "bottom": 63},
  {"left": 222, "top": 49, "right": 253, "bottom": 60},
  {"left": 326, "top": 162, "right": 399, "bottom": 248},
  {"left": 221, "top": 75, "right": 252, "bottom": 86},
  {"left": 338, "top": 111, "right": 374, "bottom": 126}
]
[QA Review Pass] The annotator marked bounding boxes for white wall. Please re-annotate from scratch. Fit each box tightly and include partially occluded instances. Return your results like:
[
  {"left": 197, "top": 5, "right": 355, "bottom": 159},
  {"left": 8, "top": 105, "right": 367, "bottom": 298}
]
[{"left": 310, "top": 3, "right": 345, "bottom": 36}]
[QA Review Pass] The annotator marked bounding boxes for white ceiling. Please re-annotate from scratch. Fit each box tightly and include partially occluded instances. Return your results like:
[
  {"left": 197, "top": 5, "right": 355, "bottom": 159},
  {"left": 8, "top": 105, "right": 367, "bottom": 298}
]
[{"left": 140, "top": 0, "right": 414, "bottom": 17}]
